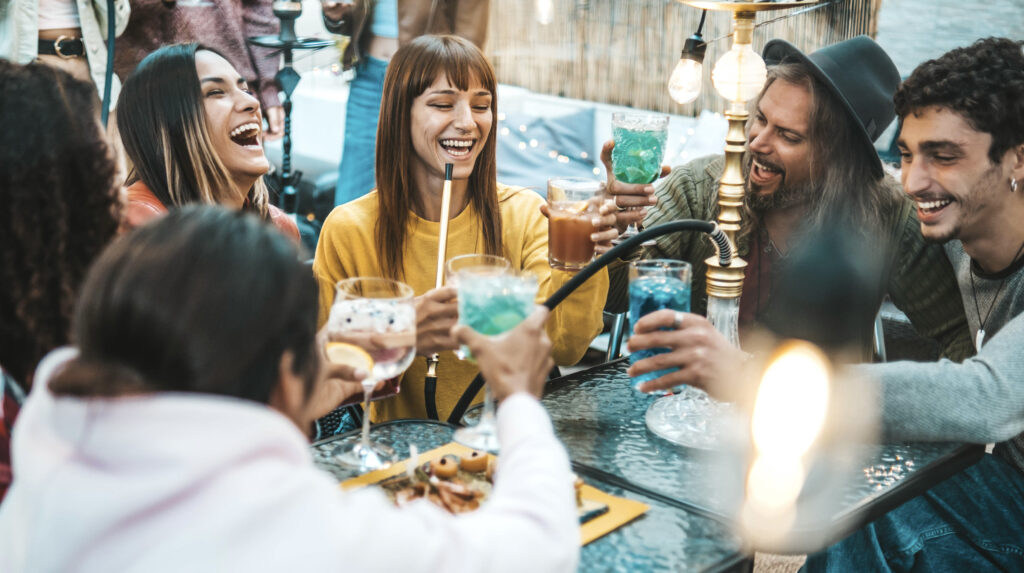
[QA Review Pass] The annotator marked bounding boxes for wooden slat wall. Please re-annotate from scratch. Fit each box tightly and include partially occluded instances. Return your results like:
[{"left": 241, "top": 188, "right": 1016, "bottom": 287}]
[{"left": 485, "top": 0, "right": 881, "bottom": 115}]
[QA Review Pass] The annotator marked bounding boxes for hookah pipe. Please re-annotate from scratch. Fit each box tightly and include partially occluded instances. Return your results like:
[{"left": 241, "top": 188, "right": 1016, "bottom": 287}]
[
  {"left": 442, "top": 219, "right": 734, "bottom": 424},
  {"left": 424, "top": 164, "right": 455, "bottom": 420}
]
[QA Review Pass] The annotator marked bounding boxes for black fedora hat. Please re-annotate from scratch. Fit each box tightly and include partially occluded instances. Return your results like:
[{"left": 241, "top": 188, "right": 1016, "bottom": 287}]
[{"left": 763, "top": 35, "right": 900, "bottom": 178}]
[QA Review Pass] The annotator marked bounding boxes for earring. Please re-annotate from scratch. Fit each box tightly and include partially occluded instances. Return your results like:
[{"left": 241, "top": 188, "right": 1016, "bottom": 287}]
[{"left": 1013, "top": 177, "right": 1019, "bottom": 193}]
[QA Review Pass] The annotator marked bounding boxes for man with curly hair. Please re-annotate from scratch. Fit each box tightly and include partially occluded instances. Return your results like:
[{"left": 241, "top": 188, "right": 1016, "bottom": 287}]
[
  {"left": 805, "top": 37, "right": 1024, "bottom": 571},
  {"left": 0, "top": 60, "right": 121, "bottom": 502}
]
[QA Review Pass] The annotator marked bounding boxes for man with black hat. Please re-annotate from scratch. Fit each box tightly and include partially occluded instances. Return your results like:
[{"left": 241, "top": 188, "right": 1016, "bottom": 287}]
[
  {"left": 606, "top": 36, "right": 973, "bottom": 392},
  {"left": 804, "top": 36, "right": 1024, "bottom": 572}
]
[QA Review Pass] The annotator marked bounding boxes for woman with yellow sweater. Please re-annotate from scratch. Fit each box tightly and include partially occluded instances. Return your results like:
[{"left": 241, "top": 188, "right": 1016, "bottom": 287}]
[{"left": 314, "top": 35, "right": 611, "bottom": 423}]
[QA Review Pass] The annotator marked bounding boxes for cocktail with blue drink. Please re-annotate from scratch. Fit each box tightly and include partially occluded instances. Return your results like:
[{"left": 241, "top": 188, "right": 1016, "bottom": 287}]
[
  {"left": 612, "top": 112, "right": 669, "bottom": 242},
  {"left": 628, "top": 260, "right": 692, "bottom": 393},
  {"left": 452, "top": 269, "right": 538, "bottom": 452}
]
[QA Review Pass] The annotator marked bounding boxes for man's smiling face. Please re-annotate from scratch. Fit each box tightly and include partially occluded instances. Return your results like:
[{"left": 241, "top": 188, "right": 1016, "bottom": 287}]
[{"left": 899, "top": 106, "right": 1011, "bottom": 244}]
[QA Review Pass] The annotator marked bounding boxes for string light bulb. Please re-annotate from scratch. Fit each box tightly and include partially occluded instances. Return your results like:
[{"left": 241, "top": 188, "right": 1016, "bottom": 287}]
[
  {"left": 711, "top": 17, "right": 767, "bottom": 104},
  {"left": 668, "top": 34, "right": 707, "bottom": 104},
  {"left": 536, "top": 0, "right": 553, "bottom": 25}
]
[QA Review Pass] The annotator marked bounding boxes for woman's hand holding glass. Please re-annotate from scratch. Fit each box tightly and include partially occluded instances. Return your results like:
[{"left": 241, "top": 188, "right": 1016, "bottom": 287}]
[
  {"left": 591, "top": 200, "right": 621, "bottom": 255},
  {"left": 452, "top": 306, "right": 554, "bottom": 401},
  {"left": 413, "top": 286, "right": 459, "bottom": 357},
  {"left": 627, "top": 309, "right": 747, "bottom": 400}
]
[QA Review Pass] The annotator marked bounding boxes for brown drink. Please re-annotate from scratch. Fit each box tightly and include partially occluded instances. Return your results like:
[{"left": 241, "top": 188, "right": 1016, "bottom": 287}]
[
  {"left": 547, "top": 177, "right": 606, "bottom": 272},
  {"left": 549, "top": 205, "right": 598, "bottom": 270}
]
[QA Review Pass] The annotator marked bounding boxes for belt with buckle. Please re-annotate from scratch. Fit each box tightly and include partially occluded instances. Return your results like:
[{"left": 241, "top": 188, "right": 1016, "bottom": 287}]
[{"left": 38, "top": 36, "right": 85, "bottom": 58}]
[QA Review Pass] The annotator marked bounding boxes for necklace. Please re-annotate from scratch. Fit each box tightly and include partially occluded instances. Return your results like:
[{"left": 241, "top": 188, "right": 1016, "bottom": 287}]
[
  {"left": 761, "top": 226, "right": 789, "bottom": 259},
  {"left": 969, "top": 238, "right": 1024, "bottom": 349}
]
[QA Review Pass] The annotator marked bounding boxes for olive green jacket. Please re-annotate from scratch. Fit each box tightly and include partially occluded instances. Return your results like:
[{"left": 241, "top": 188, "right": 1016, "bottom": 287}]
[{"left": 608, "top": 155, "right": 974, "bottom": 362}]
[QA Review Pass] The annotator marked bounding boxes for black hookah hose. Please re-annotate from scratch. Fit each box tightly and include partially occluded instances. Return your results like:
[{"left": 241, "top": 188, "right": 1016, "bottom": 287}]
[
  {"left": 543, "top": 219, "right": 732, "bottom": 309},
  {"left": 446, "top": 220, "right": 731, "bottom": 425},
  {"left": 101, "top": 0, "right": 116, "bottom": 127}
]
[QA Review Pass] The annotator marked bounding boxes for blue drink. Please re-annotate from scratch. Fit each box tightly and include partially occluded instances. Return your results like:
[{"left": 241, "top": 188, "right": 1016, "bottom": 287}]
[
  {"left": 612, "top": 127, "right": 668, "bottom": 184},
  {"left": 611, "top": 113, "right": 669, "bottom": 185},
  {"left": 628, "top": 260, "right": 692, "bottom": 393},
  {"left": 457, "top": 273, "right": 538, "bottom": 359}
]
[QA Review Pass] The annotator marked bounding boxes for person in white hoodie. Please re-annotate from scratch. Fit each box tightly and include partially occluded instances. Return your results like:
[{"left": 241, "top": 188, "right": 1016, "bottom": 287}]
[{"left": 0, "top": 206, "right": 580, "bottom": 573}]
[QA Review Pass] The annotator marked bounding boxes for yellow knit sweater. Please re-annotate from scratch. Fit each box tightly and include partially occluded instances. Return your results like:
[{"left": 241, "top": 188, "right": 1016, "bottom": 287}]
[{"left": 313, "top": 183, "right": 608, "bottom": 422}]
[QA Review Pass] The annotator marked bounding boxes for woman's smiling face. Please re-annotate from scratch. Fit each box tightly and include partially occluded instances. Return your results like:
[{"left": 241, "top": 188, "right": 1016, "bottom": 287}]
[
  {"left": 408, "top": 71, "right": 493, "bottom": 184},
  {"left": 195, "top": 50, "right": 269, "bottom": 189}
]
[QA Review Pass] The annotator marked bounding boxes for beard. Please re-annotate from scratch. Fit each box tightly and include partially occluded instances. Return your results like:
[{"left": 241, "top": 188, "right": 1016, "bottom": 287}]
[{"left": 742, "top": 152, "right": 816, "bottom": 214}]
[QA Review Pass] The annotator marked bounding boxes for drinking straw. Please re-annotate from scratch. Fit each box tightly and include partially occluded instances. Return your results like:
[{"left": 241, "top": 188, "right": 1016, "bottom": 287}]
[
  {"left": 424, "top": 163, "right": 454, "bottom": 419},
  {"left": 434, "top": 163, "right": 455, "bottom": 288}
]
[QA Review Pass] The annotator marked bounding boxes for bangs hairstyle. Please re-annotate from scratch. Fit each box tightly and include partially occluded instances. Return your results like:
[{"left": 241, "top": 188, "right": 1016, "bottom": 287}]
[
  {"left": 375, "top": 34, "right": 502, "bottom": 281},
  {"left": 752, "top": 63, "right": 900, "bottom": 236},
  {"left": 50, "top": 207, "right": 318, "bottom": 404},
  {"left": 116, "top": 43, "right": 269, "bottom": 218}
]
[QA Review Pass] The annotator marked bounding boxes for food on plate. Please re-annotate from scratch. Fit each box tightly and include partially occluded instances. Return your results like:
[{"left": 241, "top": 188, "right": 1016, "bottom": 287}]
[
  {"left": 430, "top": 455, "right": 459, "bottom": 479},
  {"left": 459, "top": 450, "right": 488, "bottom": 473}
]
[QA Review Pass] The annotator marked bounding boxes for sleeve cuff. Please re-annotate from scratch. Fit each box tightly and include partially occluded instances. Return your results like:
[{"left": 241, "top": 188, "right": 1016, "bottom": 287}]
[{"left": 495, "top": 393, "right": 555, "bottom": 450}]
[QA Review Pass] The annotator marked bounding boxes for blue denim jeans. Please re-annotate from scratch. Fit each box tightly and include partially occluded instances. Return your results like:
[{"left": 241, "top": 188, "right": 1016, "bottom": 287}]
[
  {"left": 334, "top": 56, "right": 388, "bottom": 206},
  {"left": 804, "top": 454, "right": 1024, "bottom": 572}
]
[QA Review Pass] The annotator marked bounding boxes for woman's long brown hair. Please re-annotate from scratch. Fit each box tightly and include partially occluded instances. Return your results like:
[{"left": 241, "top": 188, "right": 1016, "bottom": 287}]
[
  {"left": 117, "top": 43, "right": 270, "bottom": 218},
  {"left": 374, "top": 35, "right": 503, "bottom": 281}
]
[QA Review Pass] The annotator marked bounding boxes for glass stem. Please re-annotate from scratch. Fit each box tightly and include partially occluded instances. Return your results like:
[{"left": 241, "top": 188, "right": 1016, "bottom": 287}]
[
  {"left": 360, "top": 380, "right": 374, "bottom": 450},
  {"left": 482, "top": 385, "right": 496, "bottom": 424}
]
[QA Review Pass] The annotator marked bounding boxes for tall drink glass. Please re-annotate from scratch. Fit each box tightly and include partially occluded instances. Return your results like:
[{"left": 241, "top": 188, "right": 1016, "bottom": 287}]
[
  {"left": 547, "top": 177, "right": 606, "bottom": 271},
  {"left": 611, "top": 112, "right": 669, "bottom": 242},
  {"left": 330, "top": 278, "right": 416, "bottom": 472},
  {"left": 452, "top": 270, "right": 538, "bottom": 452},
  {"left": 628, "top": 260, "right": 692, "bottom": 393}
]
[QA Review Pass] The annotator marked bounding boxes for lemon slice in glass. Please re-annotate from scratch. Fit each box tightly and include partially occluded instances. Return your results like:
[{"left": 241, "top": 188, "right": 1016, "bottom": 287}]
[{"left": 324, "top": 342, "right": 374, "bottom": 372}]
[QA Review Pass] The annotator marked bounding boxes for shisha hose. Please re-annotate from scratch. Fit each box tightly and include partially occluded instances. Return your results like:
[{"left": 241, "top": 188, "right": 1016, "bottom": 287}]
[
  {"left": 446, "top": 220, "right": 732, "bottom": 426},
  {"left": 543, "top": 220, "right": 731, "bottom": 309}
]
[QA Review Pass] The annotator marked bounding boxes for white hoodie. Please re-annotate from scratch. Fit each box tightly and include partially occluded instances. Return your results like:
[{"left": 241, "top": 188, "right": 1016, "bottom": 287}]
[{"left": 0, "top": 349, "right": 579, "bottom": 573}]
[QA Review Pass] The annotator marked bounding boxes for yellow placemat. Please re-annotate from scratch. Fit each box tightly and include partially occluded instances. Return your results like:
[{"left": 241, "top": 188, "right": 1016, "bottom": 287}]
[{"left": 339, "top": 442, "right": 649, "bottom": 545}]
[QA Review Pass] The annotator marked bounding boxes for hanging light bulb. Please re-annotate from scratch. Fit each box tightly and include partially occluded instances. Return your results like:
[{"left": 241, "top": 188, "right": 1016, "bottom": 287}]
[
  {"left": 711, "top": 42, "right": 767, "bottom": 104},
  {"left": 536, "top": 0, "right": 553, "bottom": 25},
  {"left": 668, "top": 33, "right": 707, "bottom": 104}
]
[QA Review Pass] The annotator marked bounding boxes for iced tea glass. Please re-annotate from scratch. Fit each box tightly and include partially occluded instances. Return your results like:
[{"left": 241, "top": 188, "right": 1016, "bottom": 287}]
[
  {"left": 452, "top": 270, "right": 538, "bottom": 452},
  {"left": 547, "top": 177, "right": 606, "bottom": 271},
  {"left": 330, "top": 277, "right": 416, "bottom": 472}
]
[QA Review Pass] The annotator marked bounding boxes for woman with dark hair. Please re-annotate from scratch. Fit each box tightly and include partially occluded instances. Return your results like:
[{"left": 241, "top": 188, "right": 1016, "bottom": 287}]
[
  {"left": 0, "top": 207, "right": 578, "bottom": 572},
  {"left": 116, "top": 43, "right": 298, "bottom": 241},
  {"left": 0, "top": 60, "right": 121, "bottom": 502},
  {"left": 314, "top": 35, "right": 613, "bottom": 423}
]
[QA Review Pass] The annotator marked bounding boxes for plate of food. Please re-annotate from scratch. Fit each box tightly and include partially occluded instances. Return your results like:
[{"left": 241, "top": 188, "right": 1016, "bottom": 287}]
[{"left": 340, "top": 443, "right": 649, "bottom": 545}]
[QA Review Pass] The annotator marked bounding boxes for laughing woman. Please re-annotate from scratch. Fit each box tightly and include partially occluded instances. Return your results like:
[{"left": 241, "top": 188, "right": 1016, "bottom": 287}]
[
  {"left": 116, "top": 43, "right": 298, "bottom": 241},
  {"left": 314, "top": 35, "right": 611, "bottom": 423}
]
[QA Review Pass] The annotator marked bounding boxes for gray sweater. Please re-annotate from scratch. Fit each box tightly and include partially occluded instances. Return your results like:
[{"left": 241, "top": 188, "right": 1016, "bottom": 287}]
[{"left": 865, "top": 243, "right": 1024, "bottom": 473}]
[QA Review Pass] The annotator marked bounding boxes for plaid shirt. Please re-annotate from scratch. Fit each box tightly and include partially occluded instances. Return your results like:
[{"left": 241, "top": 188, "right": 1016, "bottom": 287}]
[{"left": 608, "top": 155, "right": 974, "bottom": 361}]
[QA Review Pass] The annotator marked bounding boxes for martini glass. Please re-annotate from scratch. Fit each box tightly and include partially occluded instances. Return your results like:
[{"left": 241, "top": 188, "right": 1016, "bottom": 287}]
[{"left": 330, "top": 277, "right": 416, "bottom": 472}]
